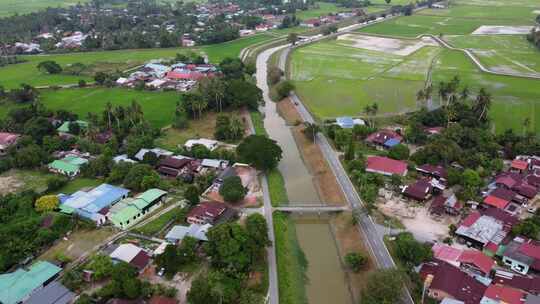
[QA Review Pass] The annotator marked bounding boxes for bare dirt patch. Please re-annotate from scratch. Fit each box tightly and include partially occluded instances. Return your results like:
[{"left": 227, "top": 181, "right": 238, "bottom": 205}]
[
  {"left": 377, "top": 198, "right": 458, "bottom": 243},
  {"left": 337, "top": 34, "right": 438, "bottom": 56},
  {"left": 472, "top": 25, "right": 534, "bottom": 35},
  {"left": 0, "top": 175, "right": 24, "bottom": 195}
]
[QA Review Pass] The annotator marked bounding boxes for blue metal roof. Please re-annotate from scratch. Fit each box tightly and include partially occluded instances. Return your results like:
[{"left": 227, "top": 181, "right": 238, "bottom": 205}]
[
  {"left": 384, "top": 138, "right": 401, "bottom": 147},
  {"left": 62, "top": 184, "right": 129, "bottom": 219},
  {"left": 336, "top": 117, "right": 354, "bottom": 128}
]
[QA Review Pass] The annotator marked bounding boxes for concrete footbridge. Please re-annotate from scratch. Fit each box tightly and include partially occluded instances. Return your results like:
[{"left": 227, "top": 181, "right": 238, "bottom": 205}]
[{"left": 274, "top": 204, "right": 349, "bottom": 213}]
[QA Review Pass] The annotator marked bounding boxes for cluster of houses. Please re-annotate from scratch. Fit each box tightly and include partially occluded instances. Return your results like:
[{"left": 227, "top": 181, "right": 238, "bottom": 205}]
[
  {"left": 116, "top": 61, "right": 218, "bottom": 92},
  {"left": 357, "top": 126, "right": 540, "bottom": 304},
  {"left": 300, "top": 10, "right": 360, "bottom": 28}
]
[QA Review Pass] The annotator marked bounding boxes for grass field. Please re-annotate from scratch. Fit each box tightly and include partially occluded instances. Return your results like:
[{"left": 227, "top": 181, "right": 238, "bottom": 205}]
[
  {"left": 0, "top": 0, "right": 89, "bottom": 17},
  {"left": 296, "top": 2, "right": 345, "bottom": 20},
  {"left": 289, "top": 37, "right": 440, "bottom": 119},
  {"left": 0, "top": 88, "right": 180, "bottom": 128},
  {"left": 0, "top": 34, "right": 274, "bottom": 89}
]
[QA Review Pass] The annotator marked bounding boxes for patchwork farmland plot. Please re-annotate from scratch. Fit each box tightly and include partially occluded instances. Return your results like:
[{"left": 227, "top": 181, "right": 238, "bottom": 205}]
[{"left": 289, "top": 35, "right": 441, "bottom": 119}]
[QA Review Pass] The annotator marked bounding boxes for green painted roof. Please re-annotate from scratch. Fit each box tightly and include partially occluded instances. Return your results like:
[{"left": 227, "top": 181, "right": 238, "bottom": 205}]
[
  {"left": 0, "top": 261, "right": 61, "bottom": 304},
  {"left": 131, "top": 198, "right": 150, "bottom": 210},
  {"left": 136, "top": 188, "right": 167, "bottom": 203},
  {"left": 57, "top": 120, "right": 88, "bottom": 133},
  {"left": 48, "top": 160, "right": 80, "bottom": 174},
  {"left": 63, "top": 155, "right": 88, "bottom": 165},
  {"left": 111, "top": 205, "right": 140, "bottom": 225},
  {"left": 59, "top": 204, "right": 75, "bottom": 214}
]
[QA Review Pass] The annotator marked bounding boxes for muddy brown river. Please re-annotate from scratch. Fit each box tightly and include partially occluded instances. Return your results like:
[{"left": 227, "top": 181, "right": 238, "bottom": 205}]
[{"left": 256, "top": 46, "right": 351, "bottom": 304}]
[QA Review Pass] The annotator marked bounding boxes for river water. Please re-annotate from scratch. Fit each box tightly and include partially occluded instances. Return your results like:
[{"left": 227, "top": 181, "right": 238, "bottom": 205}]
[{"left": 256, "top": 46, "right": 351, "bottom": 304}]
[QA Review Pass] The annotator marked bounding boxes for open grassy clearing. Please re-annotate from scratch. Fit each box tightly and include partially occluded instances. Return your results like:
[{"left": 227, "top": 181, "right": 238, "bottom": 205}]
[
  {"left": 289, "top": 37, "right": 439, "bottom": 119},
  {"left": 431, "top": 49, "right": 540, "bottom": 134},
  {"left": 0, "top": 0, "right": 89, "bottom": 17},
  {"left": 295, "top": 2, "right": 345, "bottom": 20},
  {"left": 39, "top": 227, "right": 116, "bottom": 262},
  {"left": 0, "top": 34, "right": 274, "bottom": 89},
  {"left": 0, "top": 88, "right": 180, "bottom": 128},
  {"left": 0, "top": 169, "right": 103, "bottom": 195},
  {"left": 446, "top": 35, "right": 540, "bottom": 75}
]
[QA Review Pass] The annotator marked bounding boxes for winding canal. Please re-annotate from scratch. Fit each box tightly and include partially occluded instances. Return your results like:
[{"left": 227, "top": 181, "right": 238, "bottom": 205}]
[{"left": 256, "top": 46, "right": 351, "bottom": 304}]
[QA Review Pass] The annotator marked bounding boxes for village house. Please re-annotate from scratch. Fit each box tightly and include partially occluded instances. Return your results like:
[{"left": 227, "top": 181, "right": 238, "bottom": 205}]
[
  {"left": 109, "top": 243, "right": 151, "bottom": 272},
  {"left": 56, "top": 120, "right": 88, "bottom": 136},
  {"left": 402, "top": 179, "right": 433, "bottom": 202},
  {"left": 24, "top": 281, "right": 75, "bottom": 304},
  {"left": 432, "top": 244, "right": 495, "bottom": 278},
  {"left": 187, "top": 201, "right": 234, "bottom": 225},
  {"left": 48, "top": 155, "right": 89, "bottom": 177},
  {"left": 0, "top": 132, "right": 20, "bottom": 155},
  {"left": 502, "top": 237, "right": 540, "bottom": 275},
  {"left": 365, "top": 156, "right": 408, "bottom": 176},
  {"left": 483, "top": 187, "right": 524, "bottom": 213},
  {"left": 109, "top": 188, "right": 167, "bottom": 229},
  {"left": 59, "top": 184, "right": 130, "bottom": 225},
  {"left": 430, "top": 194, "right": 462, "bottom": 216},
  {"left": 416, "top": 164, "right": 448, "bottom": 184},
  {"left": 334, "top": 116, "right": 365, "bottom": 129},
  {"left": 419, "top": 259, "right": 487, "bottom": 304},
  {"left": 134, "top": 148, "right": 174, "bottom": 161},
  {"left": 165, "top": 223, "right": 212, "bottom": 243},
  {"left": 0, "top": 261, "right": 62, "bottom": 304},
  {"left": 365, "top": 129, "right": 403, "bottom": 150},
  {"left": 157, "top": 156, "right": 191, "bottom": 178},
  {"left": 492, "top": 270, "right": 540, "bottom": 295},
  {"left": 455, "top": 211, "right": 509, "bottom": 250},
  {"left": 480, "top": 284, "right": 527, "bottom": 304},
  {"left": 184, "top": 138, "right": 219, "bottom": 151}
]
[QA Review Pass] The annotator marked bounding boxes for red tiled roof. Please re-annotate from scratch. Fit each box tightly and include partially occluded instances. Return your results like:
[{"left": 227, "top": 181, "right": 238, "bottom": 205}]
[
  {"left": 403, "top": 179, "right": 432, "bottom": 201},
  {"left": 485, "top": 242, "right": 499, "bottom": 253},
  {"left": 0, "top": 132, "right": 20, "bottom": 146},
  {"left": 483, "top": 285, "right": 526, "bottom": 304},
  {"left": 461, "top": 212, "right": 482, "bottom": 228},
  {"left": 495, "top": 174, "right": 520, "bottom": 189},
  {"left": 159, "top": 157, "right": 190, "bottom": 169},
  {"left": 513, "top": 183, "right": 537, "bottom": 199},
  {"left": 148, "top": 296, "right": 177, "bottom": 304},
  {"left": 484, "top": 195, "right": 511, "bottom": 209},
  {"left": 458, "top": 250, "right": 494, "bottom": 275},
  {"left": 432, "top": 244, "right": 462, "bottom": 263},
  {"left": 492, "top": 272, "right": 540, "bottom": 295},
  {"left": 519, "top": 241, "right": 540, "bottom": 260},
  {"left": 366, "top": 156, "right": 407, "bottom": 176},
  {"left": 129, "top": 250, "right": 150, "bottom": 271},
  {"left": 187, "top": 201, "right": 227, "bottom": 223},
  {"left": 511, "top": 159, "right": 529, "bottom": 171},
  {"left": 481, "top": 208, "right": 519, "bottom": 230},
  {"left": 416, "top": 164, "right": 448, "bottom": 179},
  {"left": 420, "top": 260, "right": 487, "bottom": 304},
  {"left": 365, "top": 129, "right": 403, "bottom": 145},
  {"left": 166, "top": 71, "right": 205, "bottom": 80}
]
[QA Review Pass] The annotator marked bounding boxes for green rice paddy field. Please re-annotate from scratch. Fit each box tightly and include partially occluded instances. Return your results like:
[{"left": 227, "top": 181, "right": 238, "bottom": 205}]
[
  {"left": 0, "top": 88, "right": 180, "bottom": 128},
  {"left": 0, "top": 0, "right": 87, "bottom": 17},
  {"left": 289, "top": 37, "right": 440, "bottom": 119},
  {"left": 290, "top": 0, "right": 540, "bottom": 133},
  {"left": 0, "top": 34, "right": 275, "bottom": 89}
]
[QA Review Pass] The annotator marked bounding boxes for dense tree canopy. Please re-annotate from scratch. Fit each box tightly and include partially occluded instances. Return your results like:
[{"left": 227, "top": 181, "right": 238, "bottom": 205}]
[{"left": 236, "top": 135, "right": 283, "bottom": 171}]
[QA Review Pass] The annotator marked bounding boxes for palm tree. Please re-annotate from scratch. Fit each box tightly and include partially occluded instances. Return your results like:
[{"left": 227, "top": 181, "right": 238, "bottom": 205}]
[
  {"left": 460, "top": 86, "right": 470, "bottom": 101},
  {"left": 475, "top": 88, "right": 491, "bottom": 122},
  {"left": 193, "top": 98, "right": 208, "bottom": 120},
  {"left": 522, "top": 117, "right": 531, "bottom": 135},
  {"left": 105, "top": 101, "right": 113, "bottom": 129},
  {"left": 416, "top": 89, "right": 425, "bottom": 108},
  {"left": 229, "top": 116, "right": 244, "bottom": 139}
]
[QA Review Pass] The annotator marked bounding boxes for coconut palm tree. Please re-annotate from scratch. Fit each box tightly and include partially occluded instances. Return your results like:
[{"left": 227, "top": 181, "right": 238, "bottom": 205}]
[{"left": 474, "top": 88, "right": 491, "bottom": 122}]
